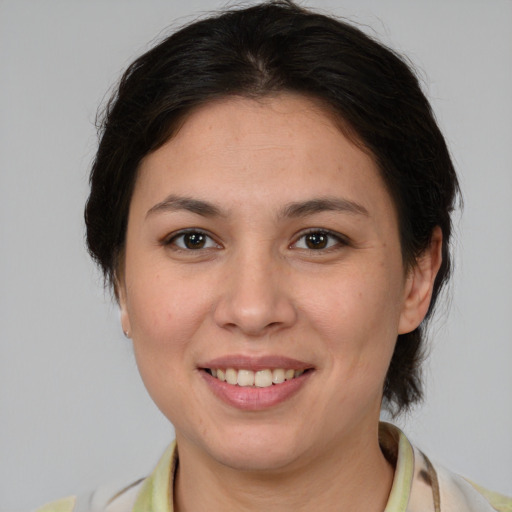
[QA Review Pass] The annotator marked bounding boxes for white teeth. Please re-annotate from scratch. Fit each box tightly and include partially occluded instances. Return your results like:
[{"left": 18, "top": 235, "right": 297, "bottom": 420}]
[
  {"left": 225, "top": 368, "right": 237, "bottom": 385},
  {"left": 237, "top": 369, "right": 255, "bottom": 387},
  {"left": 255, "top": 369, "right": 273, "bottom": 388},
  {"left": 272, "top": 368, "right": 285, "bottom": 384},
  {"left": 208, "top": 367, "right": 307, "bottom": 386}
]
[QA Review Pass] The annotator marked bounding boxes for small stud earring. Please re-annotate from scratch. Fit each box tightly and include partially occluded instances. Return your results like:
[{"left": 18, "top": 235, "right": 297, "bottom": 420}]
[{"left": 123, "top": 329, "right": 130, "bottom": 338}]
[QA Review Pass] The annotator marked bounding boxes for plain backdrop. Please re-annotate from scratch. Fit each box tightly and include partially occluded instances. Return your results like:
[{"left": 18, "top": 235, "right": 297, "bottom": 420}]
[{"left": 1, "top": 0, "right": 511, "bottom": 510}]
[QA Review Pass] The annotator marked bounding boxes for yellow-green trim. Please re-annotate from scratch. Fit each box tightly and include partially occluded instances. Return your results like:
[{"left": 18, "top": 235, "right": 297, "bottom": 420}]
[
  {"left": 383, "top": 425, "right": 415, "bottom": 512},
  {"left": 35, "top": 496, "right": 76, "bottom": 512},
  {"left": 132, "top": 441, "right": 176, "bottom": 512},
  {"left": 467, "top": 480, "right": 512, "bottom": 512}
]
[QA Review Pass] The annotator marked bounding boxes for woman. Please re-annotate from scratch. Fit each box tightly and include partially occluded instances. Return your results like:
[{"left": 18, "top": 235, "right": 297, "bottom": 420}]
[{"left": 37, "top": 1, "right": 511, "bottom": 511}]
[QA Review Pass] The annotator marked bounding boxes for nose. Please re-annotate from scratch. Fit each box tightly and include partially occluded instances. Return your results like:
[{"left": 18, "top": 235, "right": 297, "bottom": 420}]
[{"left": 213, "top": 249, "right": 297, "bottom": 337}]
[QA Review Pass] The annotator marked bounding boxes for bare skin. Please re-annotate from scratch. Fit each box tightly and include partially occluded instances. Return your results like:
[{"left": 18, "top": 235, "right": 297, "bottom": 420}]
[
  {"left": 118, "top": 94, "right": 442, "bottom": 511},
  {"left": 174, "top": 417, "right": 394, "bottom": 512}
]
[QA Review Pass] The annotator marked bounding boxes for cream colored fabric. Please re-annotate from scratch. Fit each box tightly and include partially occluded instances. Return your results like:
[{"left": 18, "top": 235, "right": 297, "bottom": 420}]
[
  {"left": 35, "top": 496, "right": 76, "bottom": 512},
  {"left": 36, "top": 424, "right": 511, "bottom": 511}
]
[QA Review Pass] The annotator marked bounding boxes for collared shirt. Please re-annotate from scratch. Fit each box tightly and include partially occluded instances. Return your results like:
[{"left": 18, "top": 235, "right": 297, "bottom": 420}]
[{"left": 36, "top": 423, "right": 512, "bottom": 512}]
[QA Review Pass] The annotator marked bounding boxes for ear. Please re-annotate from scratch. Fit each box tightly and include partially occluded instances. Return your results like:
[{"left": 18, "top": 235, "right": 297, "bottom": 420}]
[
  {"left": 398, "top": 226, "right": 443, "bottom": 334},
  {"left": 116, "top": 277, "right": 132, "bottom": 339}
]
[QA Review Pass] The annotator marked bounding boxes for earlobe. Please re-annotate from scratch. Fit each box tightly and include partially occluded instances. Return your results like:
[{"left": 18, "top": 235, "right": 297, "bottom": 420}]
[
  {"left": 398, "top": 227, "right": 443, "bottom": 334},
  {"left": 116, "top": 279, "right": 132, "bottom": 339}
]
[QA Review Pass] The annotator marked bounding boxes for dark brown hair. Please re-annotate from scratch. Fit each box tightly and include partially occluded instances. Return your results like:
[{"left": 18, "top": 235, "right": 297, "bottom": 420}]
[{"left": 85, "top": 0, "right": 460, "bottom": 414}]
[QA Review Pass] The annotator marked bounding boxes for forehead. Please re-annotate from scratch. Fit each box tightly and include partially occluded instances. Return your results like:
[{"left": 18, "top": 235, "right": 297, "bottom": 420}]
[
  {"left": 177, "top": 95, "right": 358, "bottom": 156},
  {"left": 134, "top": 94, "right": 396, "bottom": 222}
]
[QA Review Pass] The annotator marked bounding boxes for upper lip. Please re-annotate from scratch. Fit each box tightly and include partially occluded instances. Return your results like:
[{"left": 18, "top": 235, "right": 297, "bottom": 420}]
[{"left": 199, "top": 354, "right": 313, "bottom": 371}]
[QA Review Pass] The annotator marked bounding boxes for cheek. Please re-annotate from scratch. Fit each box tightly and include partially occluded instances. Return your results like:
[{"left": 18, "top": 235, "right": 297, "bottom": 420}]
[
  {"left": 300, "top": 261, "right": 404, "bottom": 393},
  {"left": 304, "top": 267, "right": 403, "bottom": 343},
  {"left": 126, "top": 274, "right": 211, "bottom": 420},
  {"left": 126, "top": 271, "right": 215, "bottom": 372}
]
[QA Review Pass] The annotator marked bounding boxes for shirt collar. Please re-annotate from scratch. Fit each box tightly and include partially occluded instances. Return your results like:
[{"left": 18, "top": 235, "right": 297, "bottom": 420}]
[
  {"left": 132, "top": 423, "right": 426, "bottom": 512},
  {"left": 132, "top": 440, "right": 176, "bottom": 512},
  {"left": 381, "top": 422, "right": 416, "bottom": 512}
]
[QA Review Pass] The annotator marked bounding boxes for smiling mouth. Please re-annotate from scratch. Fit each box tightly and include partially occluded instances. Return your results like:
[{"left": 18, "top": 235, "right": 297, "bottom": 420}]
[{"left": 203, "top": 368, "right": 310, "bottom": 388}]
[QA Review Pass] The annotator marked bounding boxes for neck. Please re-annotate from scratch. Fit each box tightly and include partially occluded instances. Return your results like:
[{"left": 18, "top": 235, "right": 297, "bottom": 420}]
[{"left": 173, "top": 423, "right": 394, "bottom": 512}]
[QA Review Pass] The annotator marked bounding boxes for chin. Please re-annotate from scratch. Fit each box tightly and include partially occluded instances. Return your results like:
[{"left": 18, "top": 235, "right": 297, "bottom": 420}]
[
  {"left": 205, "top": 427, "right": 306, "bottom": 473},
  {"left": 217, "top": 446, "right": 302, "bottom": 473}
]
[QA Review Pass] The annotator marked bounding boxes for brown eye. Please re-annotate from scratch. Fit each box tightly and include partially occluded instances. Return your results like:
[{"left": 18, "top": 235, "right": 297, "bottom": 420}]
[
  {"left": 168, "top": 231, "right": 219, "bottom": 250},
  {"left": 293, "top": 230, "right": 346, "bottom": 251},
  {"left": 183, "top": 232, "right": 206, "bottom": 249},
  {"left": 305, "top": 232, "right": 329, "bottom": 249}
]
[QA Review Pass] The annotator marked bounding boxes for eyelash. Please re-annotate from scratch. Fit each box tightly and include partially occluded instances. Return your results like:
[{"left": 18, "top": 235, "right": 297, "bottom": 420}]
[
  {"left": 291, "top": 229, "right": 349, "bottom": 251},
  {"left": 163, "top": 228, "right": 349, "bottom": 253},
  {"left": 163, "top": 229, "right": 220, "bottom": 251}
]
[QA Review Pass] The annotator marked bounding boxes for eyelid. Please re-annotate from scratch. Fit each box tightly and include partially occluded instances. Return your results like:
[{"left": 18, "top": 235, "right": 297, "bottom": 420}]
[
  {"left": 161, "top": 227, "right": 348, "bottom": 252},
  {"left": 162, "top": 228, "right": 222, "bottom": 250},
  {"left": 291, "top": 228, "right": 350, "bottom": 250}
]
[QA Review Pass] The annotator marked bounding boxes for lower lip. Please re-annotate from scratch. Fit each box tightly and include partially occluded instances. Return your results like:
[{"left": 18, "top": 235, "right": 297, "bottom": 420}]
[{"left": 201, "top": 370, "right": 312, "bottom": 411}]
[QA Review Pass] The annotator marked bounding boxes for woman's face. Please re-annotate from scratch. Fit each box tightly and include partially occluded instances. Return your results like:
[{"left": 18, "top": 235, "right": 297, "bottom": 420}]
[{"left": 119, "top": 94, "right": 434, "bottom": 471}]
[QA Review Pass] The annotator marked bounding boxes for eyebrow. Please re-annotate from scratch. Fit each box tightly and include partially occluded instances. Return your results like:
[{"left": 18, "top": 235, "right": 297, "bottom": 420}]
[
  {"left": 279, "top": 197, "right": 369, "bottom": 218},
  {"left": 146, "top": 194, "right": 369, "bottom": 219},
  {"left": 146, "top": 195, "right": 224, "bottom": 218}
]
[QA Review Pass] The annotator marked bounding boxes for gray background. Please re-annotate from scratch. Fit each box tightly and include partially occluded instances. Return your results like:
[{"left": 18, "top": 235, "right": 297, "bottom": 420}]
[{"left": 1, "top": 0, "right": 511, "bottom": 510}]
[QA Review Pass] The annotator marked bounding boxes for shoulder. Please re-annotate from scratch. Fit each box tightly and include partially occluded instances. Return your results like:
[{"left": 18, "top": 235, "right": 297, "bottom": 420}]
[
  {"left": 434, "top": 463, "right": 512, "bottom": 512},
  {"left": 35, "top": 496, "right": 76, "bottom": 512},
  {"left": 33, "top": 441, "right": 177, "bottom": 512},
  {"left": 383, "top": 422, "right": 511, "bottom": 512},
  {"left": 467, "top": 481, "right": 512, "bottom": 512},
  {"left": 34, "top": 479, "right": 146, "bottom": 512}
]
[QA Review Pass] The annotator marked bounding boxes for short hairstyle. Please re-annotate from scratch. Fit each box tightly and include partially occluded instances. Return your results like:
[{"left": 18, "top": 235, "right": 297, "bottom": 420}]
[{"left": 85, "top": 0, "right": 460, "bottom": 414}]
